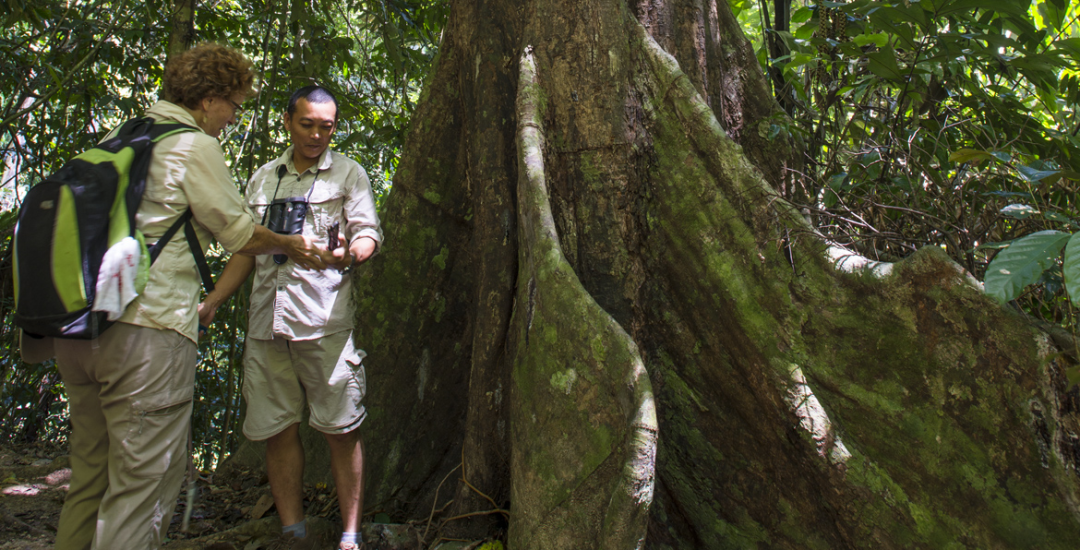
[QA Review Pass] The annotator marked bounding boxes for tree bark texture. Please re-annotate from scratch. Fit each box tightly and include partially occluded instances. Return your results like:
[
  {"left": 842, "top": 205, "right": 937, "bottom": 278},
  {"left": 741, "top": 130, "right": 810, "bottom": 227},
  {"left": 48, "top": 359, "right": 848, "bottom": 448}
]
[
  {"left": 234, "top": 0, "right": 1080, "bottom": 547},
  {"left": 167, "top": 0, "right": 197, "bottom": 63}
]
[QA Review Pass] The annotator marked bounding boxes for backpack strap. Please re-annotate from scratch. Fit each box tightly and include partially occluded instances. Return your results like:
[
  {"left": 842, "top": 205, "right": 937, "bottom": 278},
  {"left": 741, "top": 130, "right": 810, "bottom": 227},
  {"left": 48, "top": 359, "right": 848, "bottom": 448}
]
[
  {"left": 183, "top": 215, "right": 216, "bottom": 293},
  {"left": 148, "top": 210, "right": 216, "bottom": 293},
  {"left": 142, "top": 121, "right": 214, "bottom": 292}
]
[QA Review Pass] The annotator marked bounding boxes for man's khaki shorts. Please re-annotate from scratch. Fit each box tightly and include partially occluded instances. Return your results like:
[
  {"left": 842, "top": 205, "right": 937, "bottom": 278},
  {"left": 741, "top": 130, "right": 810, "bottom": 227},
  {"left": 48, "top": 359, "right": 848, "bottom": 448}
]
[{"left": 241, "top": 330, "right": 367, "bottom": 441}]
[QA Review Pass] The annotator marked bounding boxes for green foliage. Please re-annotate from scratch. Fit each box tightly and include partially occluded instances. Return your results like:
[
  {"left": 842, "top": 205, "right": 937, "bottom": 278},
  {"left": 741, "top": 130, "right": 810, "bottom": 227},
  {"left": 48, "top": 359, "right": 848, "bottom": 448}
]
[
  {"left": 0, "top": 0, "right": 445, "bottom": 467},
  {"left": 750, "top": 0, "right": 1080, "bottom": 323},
  {"left": 984, "top": 230, "right": 1070, "bottom": 303}
]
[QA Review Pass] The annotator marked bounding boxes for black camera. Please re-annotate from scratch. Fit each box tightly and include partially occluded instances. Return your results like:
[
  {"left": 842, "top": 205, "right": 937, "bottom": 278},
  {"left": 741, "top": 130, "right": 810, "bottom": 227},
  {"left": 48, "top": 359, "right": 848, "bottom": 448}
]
[{"left": 265, "top": 196, "right": 308, "bottom": 264}]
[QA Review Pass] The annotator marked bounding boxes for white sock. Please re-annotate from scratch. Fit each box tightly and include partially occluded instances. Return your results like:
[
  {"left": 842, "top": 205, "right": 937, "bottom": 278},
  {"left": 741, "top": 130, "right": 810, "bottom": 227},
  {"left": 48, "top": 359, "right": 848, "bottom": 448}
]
[{"left": 282, "top": 519, "right": 307, "bottom": 539}]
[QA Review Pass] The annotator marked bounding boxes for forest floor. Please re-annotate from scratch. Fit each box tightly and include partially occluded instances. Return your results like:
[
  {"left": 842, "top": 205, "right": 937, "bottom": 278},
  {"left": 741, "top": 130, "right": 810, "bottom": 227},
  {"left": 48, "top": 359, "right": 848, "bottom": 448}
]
[{"left": 0, "top": 441, "right": 490, "bottom": 550}]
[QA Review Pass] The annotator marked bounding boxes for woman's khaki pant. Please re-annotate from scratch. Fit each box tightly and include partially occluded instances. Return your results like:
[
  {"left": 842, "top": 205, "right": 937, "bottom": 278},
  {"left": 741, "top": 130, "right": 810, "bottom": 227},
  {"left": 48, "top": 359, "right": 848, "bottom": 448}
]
[{"left": 53, "top": 323, "right": 197, "bottom": 550}]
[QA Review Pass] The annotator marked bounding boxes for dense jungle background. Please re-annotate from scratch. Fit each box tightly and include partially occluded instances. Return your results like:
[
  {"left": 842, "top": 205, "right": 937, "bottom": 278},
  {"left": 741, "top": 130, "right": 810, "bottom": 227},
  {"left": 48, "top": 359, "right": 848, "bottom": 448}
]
[{"left": 3, "top": 0, "right": 1080, "bottom": 548}]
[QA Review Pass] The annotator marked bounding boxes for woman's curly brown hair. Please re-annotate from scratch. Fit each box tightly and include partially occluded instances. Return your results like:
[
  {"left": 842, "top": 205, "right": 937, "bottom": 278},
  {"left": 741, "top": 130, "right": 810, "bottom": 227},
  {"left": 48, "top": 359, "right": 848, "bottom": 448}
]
[{"left": 162, "top": 43, "right": 256, "bottom": 109}]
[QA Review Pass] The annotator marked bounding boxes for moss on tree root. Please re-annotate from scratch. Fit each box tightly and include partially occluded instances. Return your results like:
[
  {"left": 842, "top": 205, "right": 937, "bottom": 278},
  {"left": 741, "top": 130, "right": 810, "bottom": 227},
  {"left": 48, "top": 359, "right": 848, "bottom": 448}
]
[
  {"left": 508, "top": 48, "right": 657, "bottom": 549},
  {"left": 217, "top": 2, "right": 1080, "bottom": 548},
  {"left": 629, "top": 17, "right": 1080, "bottom": 549}
]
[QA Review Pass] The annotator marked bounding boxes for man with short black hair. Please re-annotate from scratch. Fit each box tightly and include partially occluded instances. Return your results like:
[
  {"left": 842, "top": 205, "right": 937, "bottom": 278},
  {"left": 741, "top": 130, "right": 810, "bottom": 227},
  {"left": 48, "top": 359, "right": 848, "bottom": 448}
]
[{"left": 199, "top": 85, "right": 381, "bottom": 550}]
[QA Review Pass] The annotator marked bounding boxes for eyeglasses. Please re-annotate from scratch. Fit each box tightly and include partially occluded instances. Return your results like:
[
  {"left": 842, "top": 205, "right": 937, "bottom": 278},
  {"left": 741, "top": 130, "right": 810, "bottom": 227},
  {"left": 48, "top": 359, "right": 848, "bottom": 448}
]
[{"left": 226, "top": 98, "right": 245, "bottom": 115}]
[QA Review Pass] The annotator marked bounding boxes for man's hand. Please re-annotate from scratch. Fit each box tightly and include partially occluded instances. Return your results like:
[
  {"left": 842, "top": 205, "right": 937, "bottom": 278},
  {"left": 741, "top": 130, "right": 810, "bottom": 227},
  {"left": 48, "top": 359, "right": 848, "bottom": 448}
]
[
  {"left": 285, "top": 235, "right": 333, "bottom": 270},
  {"left": 328, "top": 235, "right": 352, "bottom": 271},
  {"left": 239, "top": 227, "right": 332, "bottom": 270},
  {"left": 328, "top": 236, "right": 377, "bottom": 272}
]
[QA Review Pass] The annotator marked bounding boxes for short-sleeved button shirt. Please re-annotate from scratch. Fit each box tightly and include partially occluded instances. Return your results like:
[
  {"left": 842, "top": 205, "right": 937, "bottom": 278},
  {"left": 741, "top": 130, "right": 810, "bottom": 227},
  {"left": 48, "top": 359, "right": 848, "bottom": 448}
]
[
  {"left": 116, "top": 101, "right": 256, "bottom": 343},
  {"left": 245, "top": 147, "right": 382, "bottom": 341}
]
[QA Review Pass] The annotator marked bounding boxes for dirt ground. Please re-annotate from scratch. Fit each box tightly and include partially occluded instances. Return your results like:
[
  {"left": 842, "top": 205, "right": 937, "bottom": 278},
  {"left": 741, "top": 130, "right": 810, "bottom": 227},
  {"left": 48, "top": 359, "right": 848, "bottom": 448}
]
[{"left": 0, "top": 442, "right": 495, "bottom": 550}]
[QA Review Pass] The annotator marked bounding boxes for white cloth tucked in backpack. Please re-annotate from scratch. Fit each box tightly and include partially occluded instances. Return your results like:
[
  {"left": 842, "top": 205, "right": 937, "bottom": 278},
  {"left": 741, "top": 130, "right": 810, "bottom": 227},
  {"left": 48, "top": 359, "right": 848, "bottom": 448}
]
[{"left": 93, "top": 237, "right": 142, "bottom": 320}]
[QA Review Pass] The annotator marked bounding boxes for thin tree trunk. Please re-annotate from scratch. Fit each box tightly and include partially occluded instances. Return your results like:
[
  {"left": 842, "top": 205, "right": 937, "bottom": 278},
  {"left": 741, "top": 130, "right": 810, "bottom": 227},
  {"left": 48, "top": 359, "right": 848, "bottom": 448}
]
[{"left": 167, "top": 0, "right": 198, "bottom": 62}]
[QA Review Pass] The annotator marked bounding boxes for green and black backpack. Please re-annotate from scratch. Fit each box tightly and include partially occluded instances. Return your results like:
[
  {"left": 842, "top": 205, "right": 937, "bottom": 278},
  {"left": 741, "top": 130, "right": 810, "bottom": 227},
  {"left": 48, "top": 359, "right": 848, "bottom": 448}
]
[{"left": 13, "top": 117, "right": 215, "bottom": 340}]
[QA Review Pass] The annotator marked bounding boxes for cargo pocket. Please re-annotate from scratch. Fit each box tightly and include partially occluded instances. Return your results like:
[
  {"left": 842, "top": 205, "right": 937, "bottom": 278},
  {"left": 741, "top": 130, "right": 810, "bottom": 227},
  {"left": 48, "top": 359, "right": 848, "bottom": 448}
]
[
  {"left": 121, "top": 386, "right": 194, "bottom": 479},
  {"left": 346, "top": 349, "right": 367, "bottom": 402}
]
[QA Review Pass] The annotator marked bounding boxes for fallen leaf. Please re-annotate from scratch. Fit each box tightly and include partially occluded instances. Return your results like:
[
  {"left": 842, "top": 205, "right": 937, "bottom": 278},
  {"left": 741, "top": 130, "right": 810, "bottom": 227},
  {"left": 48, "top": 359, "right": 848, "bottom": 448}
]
[{"left": 250, "top": 493, "right": 275, "bottom": 520}]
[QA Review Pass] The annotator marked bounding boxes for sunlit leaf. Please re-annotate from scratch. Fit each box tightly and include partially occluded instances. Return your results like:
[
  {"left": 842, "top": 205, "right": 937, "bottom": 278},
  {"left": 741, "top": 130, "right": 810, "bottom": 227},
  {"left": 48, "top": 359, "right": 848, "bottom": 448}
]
[
  {"left": 1000, "top": 204, "right": 1039, "bottom": 219},
  {"left": 791, "top": 6, "right": 812, "bottom": 24},
  {"left": 852, "top": 32, "right": 888, "bottom": 48},
  {"left": 984, "top": 230, "right": 1070, "bottom": 303}
]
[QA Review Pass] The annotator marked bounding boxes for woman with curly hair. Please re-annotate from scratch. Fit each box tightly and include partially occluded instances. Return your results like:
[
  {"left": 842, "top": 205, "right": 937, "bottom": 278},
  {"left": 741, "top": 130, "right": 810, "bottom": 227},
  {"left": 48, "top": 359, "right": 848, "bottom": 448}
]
[
  {"left": 50, "top": 43, "right": 333, "bottom": 550},
  {"left": 162, "top": 41, "right": 256, "bottom": 137}
]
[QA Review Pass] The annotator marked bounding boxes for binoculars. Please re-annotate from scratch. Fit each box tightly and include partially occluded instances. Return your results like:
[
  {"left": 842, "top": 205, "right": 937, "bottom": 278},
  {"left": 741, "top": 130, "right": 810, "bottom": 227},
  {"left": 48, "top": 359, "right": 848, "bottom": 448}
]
[{"left": 265, "top": 197, "right": 308, "bottom": 264}]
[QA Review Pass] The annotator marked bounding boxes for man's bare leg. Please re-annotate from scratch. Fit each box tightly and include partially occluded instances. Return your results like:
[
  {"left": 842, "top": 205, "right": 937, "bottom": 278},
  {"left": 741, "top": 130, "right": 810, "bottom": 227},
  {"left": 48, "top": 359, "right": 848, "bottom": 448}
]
[
  {"left": 266, "top": 422, "right": 306, "bottom": 527},
  {"left": 325, "top": 428, "right": 365, "bottom": 534}
]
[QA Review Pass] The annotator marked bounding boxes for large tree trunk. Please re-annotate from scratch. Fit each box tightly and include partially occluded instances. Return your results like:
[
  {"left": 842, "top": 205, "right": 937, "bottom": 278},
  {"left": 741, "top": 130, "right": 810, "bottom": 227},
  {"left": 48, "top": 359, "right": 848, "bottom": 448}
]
[{"left": 229, "top": 0, "right": 1080, "bottom": 547}]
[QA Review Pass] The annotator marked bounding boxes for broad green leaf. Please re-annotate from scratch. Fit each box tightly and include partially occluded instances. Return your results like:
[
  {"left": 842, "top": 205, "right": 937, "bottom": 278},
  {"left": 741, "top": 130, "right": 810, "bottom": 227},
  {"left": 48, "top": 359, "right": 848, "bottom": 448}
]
[
  {"left": 949, "top": 148, "right": 995, "bottom": 163},
  {"left": 837, "top": 41, "right": 863, "bottom": 57},
  {"left": 853, "top": 33, "right": 888, "bottom": 48},
  {"left": 1055, "top": 38, "right": 1080, "bottom": 58},
  {"left": 867, "top": 49, "right": 904, "bottom": 81},
  {"left": 823, "top": 189, "right": 840, "bottom": 208},
  {"left": 787, "top": 52, "right": 815, "bottom": 68},
  {"left": 791, "top": 6, "right": 812, "bottom": 24},
  {"left": 890, "top": 175, "right": 913, "bottom": 190},
  {"left": 1017, "top": 165, "right": 1061, "bottom": 182},
  {"left": 1044, "top": 212, "right": 1074, "bottom": 225},
  {"left": 1012, "top": 53, "right": 1066, "bottom": 84},
  {"left": 991, "top": 151, "right": 1013, "bottom": 163},
  {"left": 828, "top": 172, "right": 848, "bottom": 189},
  {"left": 1064, "top": 232, "right": 1080, "bottom": 306},
  {"left": 1039, "top": 1, "right": 1067, "bottom": 31},
  {"left": 875, "top": 22, "right": 916, "bottom": 50},
  {"left": 888, "top": 2, "right": 928, "bottom": 30},
  {"left": 985, "top": 230, "right": 1070, "bottom": 303}
]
